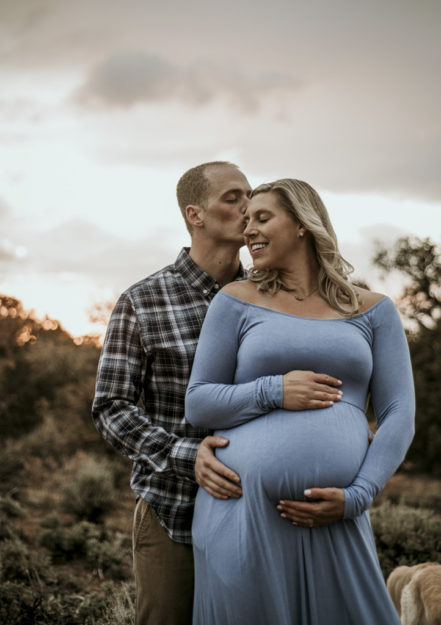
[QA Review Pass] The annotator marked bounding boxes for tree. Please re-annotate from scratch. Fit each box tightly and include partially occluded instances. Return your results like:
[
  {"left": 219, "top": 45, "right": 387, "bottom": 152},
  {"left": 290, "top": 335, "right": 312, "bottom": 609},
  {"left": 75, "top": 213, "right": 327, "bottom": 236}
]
[
  {"left": 373, "top": 237, "right": 441, "bottom": 475},
  {"left": 0, "top": 295, "right": 100, "bottom": 439},
  {"left": 374, "top": 236, "right": 441, "bottom": 330},
  {"left": 408, "top": 320, "right": 441, "bottom": 474}
]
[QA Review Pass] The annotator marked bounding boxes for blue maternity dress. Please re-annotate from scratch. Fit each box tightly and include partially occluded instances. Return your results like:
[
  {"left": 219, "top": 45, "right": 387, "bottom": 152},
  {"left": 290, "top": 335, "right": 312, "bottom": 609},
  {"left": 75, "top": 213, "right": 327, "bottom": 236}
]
[{"left": 185, "top": 292, "right": 415, "bottom": 625}]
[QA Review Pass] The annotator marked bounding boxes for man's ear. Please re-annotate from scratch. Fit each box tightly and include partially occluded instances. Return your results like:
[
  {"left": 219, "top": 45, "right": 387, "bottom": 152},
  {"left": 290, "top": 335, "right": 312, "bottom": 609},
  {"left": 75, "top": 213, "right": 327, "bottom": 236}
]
[{"left": 186, "top": 205, "right": 204, "bottom": 229}]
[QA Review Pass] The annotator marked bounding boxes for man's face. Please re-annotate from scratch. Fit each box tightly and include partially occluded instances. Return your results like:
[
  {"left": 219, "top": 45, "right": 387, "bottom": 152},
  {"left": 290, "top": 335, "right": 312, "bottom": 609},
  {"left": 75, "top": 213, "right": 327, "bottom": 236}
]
[{"left": 200, "top": 165, "right": 252, "bottom": 246}]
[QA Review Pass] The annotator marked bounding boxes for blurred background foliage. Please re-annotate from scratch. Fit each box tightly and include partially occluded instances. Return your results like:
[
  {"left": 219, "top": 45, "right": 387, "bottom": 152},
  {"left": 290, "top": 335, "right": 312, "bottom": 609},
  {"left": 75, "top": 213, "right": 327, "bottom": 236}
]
[{"left": 0, "top": 236, "right": 440, "bottom": 623}]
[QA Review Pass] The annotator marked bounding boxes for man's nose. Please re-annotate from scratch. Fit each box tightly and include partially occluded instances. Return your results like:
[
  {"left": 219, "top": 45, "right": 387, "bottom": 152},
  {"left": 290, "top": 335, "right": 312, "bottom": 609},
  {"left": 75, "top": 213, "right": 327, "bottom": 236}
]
[{"left": 240, "top": 195, "right": 250, "bottom": 214}]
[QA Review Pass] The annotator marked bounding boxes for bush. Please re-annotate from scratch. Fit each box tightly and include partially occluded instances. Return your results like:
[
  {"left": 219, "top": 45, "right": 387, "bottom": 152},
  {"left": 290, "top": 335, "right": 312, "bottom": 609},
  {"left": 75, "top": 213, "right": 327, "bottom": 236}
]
[
  {"left": 95, "top": 583, "right": 135, "bottom": 625},
  {"left": 0, "top": 579, "right": 123, "bottom": 625},
  {"left": 39, "top": 518, "right": 131, "bottom": 579},
  {"left": 0, "top": 515, "right": 18, "bottom": 542},
  {"left": 384, "top": 489, "right": 441, "bottom": 515},
  {"left": 39, "top": 518, "right": 100, "bottom": 561},
  {"left": 0, "top": 581, "right": 35, "bottom": 625},
  {"left": 0, "top": 537, "right": 53, "bottom": 585},
  {"left": 371, "top": 501, "right": 441, "bottom": 579},
  {"left": 61, "top": 459, "right": 116, "bottom": 521},
  {"left": 0, "top": 495, "right": 26, "bottom": 518},
  {"left": 0, "top": 447, "right": 24, "bottom": 494}
]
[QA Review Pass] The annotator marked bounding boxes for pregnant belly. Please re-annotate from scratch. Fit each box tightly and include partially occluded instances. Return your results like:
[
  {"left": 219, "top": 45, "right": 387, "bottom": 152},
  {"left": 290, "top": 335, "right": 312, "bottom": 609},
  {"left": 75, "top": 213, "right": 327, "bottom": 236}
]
[{"left": 215, "top": 402, "right": 370, "bottom": 502}]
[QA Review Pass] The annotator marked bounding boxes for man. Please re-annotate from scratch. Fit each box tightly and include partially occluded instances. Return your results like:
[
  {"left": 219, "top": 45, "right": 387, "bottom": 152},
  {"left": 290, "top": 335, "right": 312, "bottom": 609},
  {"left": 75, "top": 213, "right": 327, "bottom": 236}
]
[{"left": 92, "top": 161, "right": 344, "bottom": 625}]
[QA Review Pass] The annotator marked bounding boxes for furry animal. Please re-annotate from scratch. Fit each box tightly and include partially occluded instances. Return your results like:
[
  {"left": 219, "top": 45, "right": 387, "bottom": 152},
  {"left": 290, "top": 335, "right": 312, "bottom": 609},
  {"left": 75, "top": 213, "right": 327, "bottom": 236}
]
[{"left": 387, "top": 563, "right": 441, "bottom": 625}]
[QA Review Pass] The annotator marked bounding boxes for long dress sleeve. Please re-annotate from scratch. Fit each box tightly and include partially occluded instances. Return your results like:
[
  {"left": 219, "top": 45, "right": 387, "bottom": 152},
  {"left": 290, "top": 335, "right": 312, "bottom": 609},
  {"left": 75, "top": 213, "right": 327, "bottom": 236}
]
[
  {"left": 185, "top": 292, "right": 284, "bottom": 429},
  {"left": 343, "top": 298, "right": 415, "bottom": 518}
]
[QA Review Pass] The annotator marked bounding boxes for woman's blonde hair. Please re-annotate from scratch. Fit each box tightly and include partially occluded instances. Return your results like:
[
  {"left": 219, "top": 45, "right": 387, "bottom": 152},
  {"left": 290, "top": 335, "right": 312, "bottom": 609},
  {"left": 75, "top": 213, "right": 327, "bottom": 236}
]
[{"left": 248, "top": 178, "right": 359, "bottom": 316}]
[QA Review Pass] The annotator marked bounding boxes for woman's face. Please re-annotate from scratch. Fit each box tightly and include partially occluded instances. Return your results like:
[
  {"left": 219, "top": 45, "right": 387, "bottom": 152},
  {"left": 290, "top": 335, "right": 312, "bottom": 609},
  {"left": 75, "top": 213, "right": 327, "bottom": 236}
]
[{"left": 243, "top": 192, "right": 303, "bottom": 271}]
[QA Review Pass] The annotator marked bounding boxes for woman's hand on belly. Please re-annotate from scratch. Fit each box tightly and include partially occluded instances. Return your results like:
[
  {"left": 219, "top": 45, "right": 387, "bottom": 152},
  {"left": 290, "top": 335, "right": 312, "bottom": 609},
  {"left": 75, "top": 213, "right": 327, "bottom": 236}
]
[
  {"left": 277, "top": 487, "right": 345, "bottom": 528},
  {"left": 282, "top": 371, "right": 343, "bottom": 410}
]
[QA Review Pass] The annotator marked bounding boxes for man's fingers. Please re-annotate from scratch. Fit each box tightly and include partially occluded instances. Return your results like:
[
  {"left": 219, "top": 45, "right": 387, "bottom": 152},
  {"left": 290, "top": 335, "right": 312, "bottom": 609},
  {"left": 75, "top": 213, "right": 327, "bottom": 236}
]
[
  {"left": 205, "top": 455, "right": 241, "bottom": 483},
  {"left": 208, "top": 435, "right": 230, "bottom": 448},
  {"left": 198, "top": 436, "right": 241, "bottom": 483},
  {"left": 195, "top": 435, "right": 242, "bottom": 499},
  {"left": 197, "top": 472, "right": 242, "bottom": 498},
  {"left": 200, "top": 480, "right": 241, "bottom": 499}
]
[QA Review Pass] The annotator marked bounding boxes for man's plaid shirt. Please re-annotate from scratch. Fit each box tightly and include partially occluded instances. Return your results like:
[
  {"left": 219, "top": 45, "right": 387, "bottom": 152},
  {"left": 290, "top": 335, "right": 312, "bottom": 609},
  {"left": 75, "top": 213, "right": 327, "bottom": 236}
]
[{"left": 92, "top": 248, "right": 246, "bottom": 544}]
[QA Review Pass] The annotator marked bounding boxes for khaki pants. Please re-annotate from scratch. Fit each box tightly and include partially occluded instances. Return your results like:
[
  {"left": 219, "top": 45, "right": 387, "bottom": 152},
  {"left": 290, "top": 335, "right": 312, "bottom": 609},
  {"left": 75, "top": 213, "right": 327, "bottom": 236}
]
[{"left": 133, "top": 498, "right": 194, "bottom": 625}]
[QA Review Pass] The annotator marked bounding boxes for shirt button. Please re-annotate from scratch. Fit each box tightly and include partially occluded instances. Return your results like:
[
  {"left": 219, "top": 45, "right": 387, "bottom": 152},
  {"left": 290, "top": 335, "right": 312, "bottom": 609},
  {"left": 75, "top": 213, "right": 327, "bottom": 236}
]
[
  {"left": 202, "top": 289, "right": 209, "bottom": 295},
  {"left": 214, "top": 283, "right": 220, "bottom": 290}
]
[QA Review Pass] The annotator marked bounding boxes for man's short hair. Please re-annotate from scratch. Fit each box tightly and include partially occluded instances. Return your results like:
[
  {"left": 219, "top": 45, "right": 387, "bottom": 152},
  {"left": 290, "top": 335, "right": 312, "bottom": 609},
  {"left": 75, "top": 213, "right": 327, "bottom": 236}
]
[{"left": 176, "top": 161, "right": 239, "bottom": 234}]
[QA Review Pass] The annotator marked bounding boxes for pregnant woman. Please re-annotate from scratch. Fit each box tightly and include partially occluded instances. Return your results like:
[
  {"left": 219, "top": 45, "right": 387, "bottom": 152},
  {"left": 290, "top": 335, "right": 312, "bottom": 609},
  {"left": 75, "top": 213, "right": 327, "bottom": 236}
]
[{"left": 185, "top": 178, "right": 415, "bottom": 625}]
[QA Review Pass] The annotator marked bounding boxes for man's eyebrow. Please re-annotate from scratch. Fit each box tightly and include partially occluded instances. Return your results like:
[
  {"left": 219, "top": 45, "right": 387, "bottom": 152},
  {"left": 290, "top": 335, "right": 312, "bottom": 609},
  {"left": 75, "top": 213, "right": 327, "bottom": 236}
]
[{"left": 221, "top": 187, "right": 249, "bottom": 197}]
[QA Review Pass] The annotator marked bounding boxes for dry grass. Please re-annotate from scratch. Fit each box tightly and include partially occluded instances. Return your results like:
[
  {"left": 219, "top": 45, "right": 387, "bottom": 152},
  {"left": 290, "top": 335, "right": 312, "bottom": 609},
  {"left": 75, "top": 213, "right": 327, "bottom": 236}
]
[{"left": 375, "top": 472, "right": 441, "bottom": 512}]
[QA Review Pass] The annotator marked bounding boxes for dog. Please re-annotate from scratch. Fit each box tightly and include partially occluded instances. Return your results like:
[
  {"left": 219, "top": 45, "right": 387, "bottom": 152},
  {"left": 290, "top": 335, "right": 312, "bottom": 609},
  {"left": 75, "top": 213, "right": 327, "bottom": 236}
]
[{"left": 387, "top": 562, "right": 441, "bottom": 625}]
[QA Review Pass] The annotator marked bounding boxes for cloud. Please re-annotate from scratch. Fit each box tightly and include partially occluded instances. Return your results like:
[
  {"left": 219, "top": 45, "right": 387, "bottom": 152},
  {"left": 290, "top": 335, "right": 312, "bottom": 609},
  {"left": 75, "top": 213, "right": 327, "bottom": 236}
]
[
  {"left": 1, "top": 0, "right": 440, "bottom": 203},
  {"left": 74, "top": 51, "right": 300, "bottom": 111},
  {"left": 5, "top": 217, "right": 180, "bottom": 291},
  {"left": 0, "top": 197, "right": 28, "bottom": 268}
]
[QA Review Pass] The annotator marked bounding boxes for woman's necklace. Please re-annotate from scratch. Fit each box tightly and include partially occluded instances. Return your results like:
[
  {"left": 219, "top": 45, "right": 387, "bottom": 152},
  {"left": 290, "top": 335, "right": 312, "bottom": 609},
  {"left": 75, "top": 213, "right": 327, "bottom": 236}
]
[
  {"left": 281, "top": 285, "right": 319, "bottom": 301},
  {"left": 293, "top": 287, "right": 319, "bottom": 301}
]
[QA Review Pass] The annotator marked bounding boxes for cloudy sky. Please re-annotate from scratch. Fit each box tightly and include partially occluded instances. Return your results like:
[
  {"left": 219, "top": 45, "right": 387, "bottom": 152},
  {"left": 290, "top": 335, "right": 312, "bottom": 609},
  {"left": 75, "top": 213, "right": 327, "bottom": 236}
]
[{"left": 1, "top": 0, "right": 440, "bottom": 336}]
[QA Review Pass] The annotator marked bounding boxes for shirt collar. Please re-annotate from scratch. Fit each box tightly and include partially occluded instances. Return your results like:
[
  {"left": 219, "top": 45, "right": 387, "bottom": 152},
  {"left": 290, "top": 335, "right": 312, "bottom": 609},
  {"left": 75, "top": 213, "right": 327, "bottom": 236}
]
[{"left": 174, "top": 247, "right": 247, "bottom": 296}]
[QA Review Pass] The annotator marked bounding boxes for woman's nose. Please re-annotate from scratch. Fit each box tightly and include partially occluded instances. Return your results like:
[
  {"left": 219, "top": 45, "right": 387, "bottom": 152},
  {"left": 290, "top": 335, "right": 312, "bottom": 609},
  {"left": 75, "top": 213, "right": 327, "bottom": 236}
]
[{"left": 243, "top": 223, "right": 256, "bottom": 237}]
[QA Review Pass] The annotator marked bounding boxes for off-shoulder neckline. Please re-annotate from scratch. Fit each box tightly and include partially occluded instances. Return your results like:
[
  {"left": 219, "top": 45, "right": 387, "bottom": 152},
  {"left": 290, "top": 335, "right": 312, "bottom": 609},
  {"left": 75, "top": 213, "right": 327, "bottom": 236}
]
[{"left": 218, "top": 290, "right": 389, "bottom": 322}]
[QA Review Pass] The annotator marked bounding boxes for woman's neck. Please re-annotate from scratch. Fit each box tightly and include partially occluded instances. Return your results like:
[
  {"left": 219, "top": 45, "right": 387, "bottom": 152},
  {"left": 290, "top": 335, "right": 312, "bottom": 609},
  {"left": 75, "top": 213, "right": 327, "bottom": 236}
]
[{"left": 278, "top": 255, "right": 320, "bottom": 299}]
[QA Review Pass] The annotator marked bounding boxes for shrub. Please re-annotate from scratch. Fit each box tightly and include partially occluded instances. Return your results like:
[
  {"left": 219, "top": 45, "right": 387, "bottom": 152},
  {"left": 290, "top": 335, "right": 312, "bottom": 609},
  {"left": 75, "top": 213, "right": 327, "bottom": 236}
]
[
  {"left": 371, "top": 501, "right": 441, "bottom": 579},
  {"left": 61, "top": 459, "right": 116, "bottom": 521},
  {"left": 0, "top": 447, "right": 24, "bottom": 494},
  {"left": 0, "top": 514, "right": 20, "bottom": 542},
  {"left": 0, "top": 578, "right": 114, "bottom": 625},
  {"left": 0, "top": 495, "right": 26, "bottom": 518},
  {"left": 95, "top": 582, "right": 135, "bottom": 625},
  {"left": 39, "top": 518, "right": 100, "bottom": 562},
  {"left": 39, "top": 518, "right": 131, "bottom": 579},
  {"left": 0, "top": 581, "right": 35, "bottom": 625},
  {"left": 76, "top": 582, "right": 119, "bottom": 624},
  {"left": 0, "top": 537, "right": 53, "bottom": 585},
  {"left": 384, "top": 489, "right": 441, "bottom": 515}
]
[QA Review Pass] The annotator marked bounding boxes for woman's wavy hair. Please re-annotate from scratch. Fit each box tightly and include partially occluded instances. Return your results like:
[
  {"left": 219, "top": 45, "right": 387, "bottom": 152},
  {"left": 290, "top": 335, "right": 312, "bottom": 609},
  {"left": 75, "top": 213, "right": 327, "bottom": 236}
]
[{"left": 248, "top": 178, "right": 359, "bottom": 316}]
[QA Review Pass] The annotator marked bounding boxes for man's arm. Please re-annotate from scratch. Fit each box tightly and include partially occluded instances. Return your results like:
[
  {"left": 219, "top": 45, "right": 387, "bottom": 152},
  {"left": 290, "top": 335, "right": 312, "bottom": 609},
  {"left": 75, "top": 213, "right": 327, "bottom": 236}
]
[
  {"left": 92, "top": 292, "right": 201, "bottom": 480},
  {"left": 92, "top": 292, "right": 245, "bottom": 499}
]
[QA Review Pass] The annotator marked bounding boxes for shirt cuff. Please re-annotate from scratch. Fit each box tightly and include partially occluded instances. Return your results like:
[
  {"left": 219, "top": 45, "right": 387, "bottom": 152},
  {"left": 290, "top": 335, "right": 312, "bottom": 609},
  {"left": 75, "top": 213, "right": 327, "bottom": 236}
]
[
  {"left": 256, "top": 375, "right": 284, "bottom": 411},
  {"left": 170, "top": 437, "right": 201, "bottom": 480}
]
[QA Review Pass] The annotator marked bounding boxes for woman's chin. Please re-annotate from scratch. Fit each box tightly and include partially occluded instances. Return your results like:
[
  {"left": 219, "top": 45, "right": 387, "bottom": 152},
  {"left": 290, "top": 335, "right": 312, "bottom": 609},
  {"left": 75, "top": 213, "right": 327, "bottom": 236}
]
[{"left": 252, "top": 260, "right": 273, "bottom": 271}]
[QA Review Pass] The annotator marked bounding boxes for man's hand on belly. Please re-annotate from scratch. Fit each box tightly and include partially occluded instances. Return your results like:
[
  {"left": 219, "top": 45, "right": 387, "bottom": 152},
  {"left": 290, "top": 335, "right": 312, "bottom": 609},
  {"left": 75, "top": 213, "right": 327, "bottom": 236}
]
[
  {"left": 277, "top": 488, "right": 345, "bottom": 528},
  {"left": 195, "top": 436, "right": 243, "bottom": 500},
  {"left": 282, "top": 371, "right": 343, "bottom": 410}
]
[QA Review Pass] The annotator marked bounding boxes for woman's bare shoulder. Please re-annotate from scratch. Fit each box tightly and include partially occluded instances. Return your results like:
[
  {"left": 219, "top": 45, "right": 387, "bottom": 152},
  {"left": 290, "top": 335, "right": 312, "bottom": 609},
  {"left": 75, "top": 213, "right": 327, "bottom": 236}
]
[
  {"left": 353, "top": 285, "right": 386, "bottom": 313},
  {"left": 222, "top": 279, "right": 259, "bottom": 302}
]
